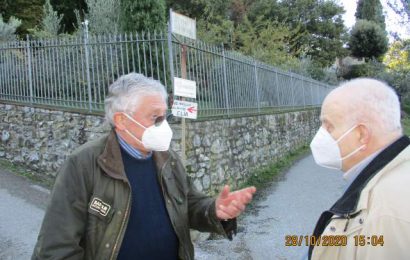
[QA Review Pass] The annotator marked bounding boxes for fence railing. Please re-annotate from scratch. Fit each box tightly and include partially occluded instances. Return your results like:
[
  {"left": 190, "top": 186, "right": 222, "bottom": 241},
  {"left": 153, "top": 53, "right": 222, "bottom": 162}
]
[{"left": 0, "top": 29, "right": 333, "bottom": 118}]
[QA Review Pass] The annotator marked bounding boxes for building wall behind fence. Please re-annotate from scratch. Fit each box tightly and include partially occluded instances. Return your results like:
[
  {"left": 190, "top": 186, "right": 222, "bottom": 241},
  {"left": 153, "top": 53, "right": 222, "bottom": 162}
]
[{"left": 0, "top": 103, "right": 319, "bottom": 194}]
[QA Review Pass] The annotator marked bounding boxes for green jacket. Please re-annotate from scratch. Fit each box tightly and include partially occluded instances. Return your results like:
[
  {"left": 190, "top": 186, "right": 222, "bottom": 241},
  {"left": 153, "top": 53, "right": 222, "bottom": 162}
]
[{"left": 32, "top": 130, "right": 236, "bottom": 260}]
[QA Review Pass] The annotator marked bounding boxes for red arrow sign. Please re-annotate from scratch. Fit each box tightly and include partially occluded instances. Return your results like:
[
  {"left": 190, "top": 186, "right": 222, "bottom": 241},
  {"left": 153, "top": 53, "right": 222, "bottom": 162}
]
[{"left": 187, "top": 106, "right": 197, "bottom": 113}]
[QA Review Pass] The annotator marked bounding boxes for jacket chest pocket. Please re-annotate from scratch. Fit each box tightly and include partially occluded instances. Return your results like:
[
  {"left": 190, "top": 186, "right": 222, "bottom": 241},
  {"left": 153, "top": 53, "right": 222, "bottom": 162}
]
[
  {"left": 87, "top": 196, "right": 115, "bottom": 232},
  {"left": 163, "top": 176, "right": 188, "bottom": 221}
]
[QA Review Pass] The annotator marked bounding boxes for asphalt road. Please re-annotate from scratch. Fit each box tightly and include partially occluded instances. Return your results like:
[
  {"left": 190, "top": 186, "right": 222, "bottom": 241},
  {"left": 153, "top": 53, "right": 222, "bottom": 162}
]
[
  {"left": 0, "top": 170, "right": 49, "bottom": 260},
  {"left": 0, "top": 154, "right": 346, "bottom": 260},
  {"left": 195, "top": 155, "right": 346, "bottom": 260}
]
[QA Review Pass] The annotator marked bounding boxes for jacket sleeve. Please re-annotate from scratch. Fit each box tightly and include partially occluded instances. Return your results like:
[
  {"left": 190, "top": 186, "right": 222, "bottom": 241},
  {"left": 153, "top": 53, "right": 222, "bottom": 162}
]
[
  {"left": 32, "top": 156, "right": 91, "bottom": 259},
  {"left": 186, "top": 175, "right": 237, "bottom": 240},
  {"left": 357, "top": 214, "right": 410, "bottom": 259}
]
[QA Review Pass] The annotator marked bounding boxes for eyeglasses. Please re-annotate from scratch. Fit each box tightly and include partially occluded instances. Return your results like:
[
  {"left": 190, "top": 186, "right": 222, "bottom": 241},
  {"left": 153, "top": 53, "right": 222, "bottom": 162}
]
[
  {"left": 154, "top": 115, "right": 165, "bottom": 126},
  {"left": 154, "top": 112, "right": 174, "bottom": 126}
]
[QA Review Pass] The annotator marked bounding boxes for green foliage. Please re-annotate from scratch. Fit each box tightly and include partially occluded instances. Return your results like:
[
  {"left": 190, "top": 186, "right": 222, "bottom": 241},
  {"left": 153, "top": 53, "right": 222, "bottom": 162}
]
[
  {"left": 51, "top": 0, "right": 87, "bottom": 34},
  {"left": 383, "top": 40, "right": 410, "bottom": 99},
  {"left": 83, "top": 0, "right": 120, "bottom": 34},
  {"left": 349, "top": 19, "right": 388, "bottom": 60},
  {"left": 168, "top": 0, "right": 348, "bottom": 69},
  {"left": 341, "top": 58, "right": 410, "bottom": 102},
  {"left": 28, "top": 0, "right": 63, "bottom": 38},
  {"left": 0, "top": 0, "right": 43, "bottom": 36},
  {"left": 234, "top": 17, "right": 297, "bottom": 68},
  {"left": 342, "top": 63, "right": 374, "bottom": 79},
  {"left": 403, "top": 102, "right": 410, "bottom": 116},
  {"left": 0, "top": 14, "right": 22, "bottom": 41},
  {"left": 0, "top": 158, "right": 54, "bottom": 188},
  {"left": 307, "top": 1, "right": 349, "bottom": 67},
  {"left": 120, "top": 0, "right": 166, "bottom": 32},
  {"left": 166, "top": 0, "right": 231, "bottom": 22},
  {"left": 401, "top": 111, "right": 410, "bottom": 137},
  {"left": 384, "top": 40, "right": 410, "bottom": 72},
  {"left": 197, "top": 16, "right": 235, "bottom": 46},
  {"left": 250, "top": 0, "right": 348, "bottom": 67},
  {"left": 356, "top": 0, "right": 386, "bottom": 30}
]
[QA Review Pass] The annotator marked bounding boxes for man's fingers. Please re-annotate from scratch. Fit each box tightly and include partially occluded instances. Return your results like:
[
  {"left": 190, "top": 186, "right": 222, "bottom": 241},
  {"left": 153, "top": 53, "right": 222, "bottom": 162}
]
[
  {"left": 219, "top": 185, "right": 230, "bottom": 200},
  {"left": 232, "top": 200, "right": 245, "bottom": 211},
  {"left": 243, "top": 192, "right": 253, "bottom": 203},
  {"left": 231, "top": 191, "right": 253, "bottom": 205},
  {"left": 236, "top": 186, "right": 256, "bottom": 194},
  {"left": 246, "top": 186, "right": 257, "bottom": 194}
]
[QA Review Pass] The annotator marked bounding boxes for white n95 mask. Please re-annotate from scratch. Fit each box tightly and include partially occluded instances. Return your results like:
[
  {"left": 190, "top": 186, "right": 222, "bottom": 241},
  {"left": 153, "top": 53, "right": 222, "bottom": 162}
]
[
  {"left": 310, "top": 125, "right": 364, "bottom": 170},
  {"left": 122, "top": 113, "right": 173, "bottom": 151}
]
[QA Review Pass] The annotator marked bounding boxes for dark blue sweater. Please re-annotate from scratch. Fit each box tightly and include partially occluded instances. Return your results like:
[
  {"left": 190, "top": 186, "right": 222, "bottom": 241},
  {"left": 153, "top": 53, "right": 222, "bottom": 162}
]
[{"left": 117, "top": 148, "right": 179, "bottom": 260}]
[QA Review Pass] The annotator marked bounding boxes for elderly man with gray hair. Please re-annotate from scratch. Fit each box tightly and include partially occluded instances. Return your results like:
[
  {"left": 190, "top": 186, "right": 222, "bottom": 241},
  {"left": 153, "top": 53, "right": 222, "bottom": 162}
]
[
  {"left": 308, "top": 78, "right": 410, "bottom": 259},
  {"left": 32, "top": 73, "right": 256, "bottom": 260}
]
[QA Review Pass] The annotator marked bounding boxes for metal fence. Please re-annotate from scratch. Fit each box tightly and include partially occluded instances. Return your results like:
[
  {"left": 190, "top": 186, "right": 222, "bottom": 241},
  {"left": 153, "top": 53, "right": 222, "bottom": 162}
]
[{"left": 0, "top": 28, "right": 333, "bottom": 118}]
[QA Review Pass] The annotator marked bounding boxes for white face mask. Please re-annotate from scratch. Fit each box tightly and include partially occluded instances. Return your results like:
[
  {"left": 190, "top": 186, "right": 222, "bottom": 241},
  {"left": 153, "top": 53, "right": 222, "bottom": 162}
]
[
  {"left": 122, "top": 113, "right": 173, "bottom": 151},
  {"left": 310, "top": 125, "right": 365, "bottom": 170}
]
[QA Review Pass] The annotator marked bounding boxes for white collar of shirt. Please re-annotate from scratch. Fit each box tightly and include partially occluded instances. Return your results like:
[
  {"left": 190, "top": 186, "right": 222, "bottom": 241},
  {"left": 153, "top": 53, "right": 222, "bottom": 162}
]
[{"left": 343, "top": 150, "right": 381, "bottom": 186}]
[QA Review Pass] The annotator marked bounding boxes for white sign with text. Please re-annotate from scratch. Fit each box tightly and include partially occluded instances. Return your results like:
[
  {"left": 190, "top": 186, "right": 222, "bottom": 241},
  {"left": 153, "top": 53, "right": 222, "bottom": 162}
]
[
  {"left": 171, "top": 11, "right": 197, "bottom": 40},
  {"left": 174, "top": 77, "right": 197, "bottom": 98},
  {"left": 172, "top": 100, "right": 198, "bottom": 119}
]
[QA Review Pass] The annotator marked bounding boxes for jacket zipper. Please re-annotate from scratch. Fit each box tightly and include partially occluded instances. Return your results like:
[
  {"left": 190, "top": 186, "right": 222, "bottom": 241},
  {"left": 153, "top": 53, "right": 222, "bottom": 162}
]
[
  {"left": 159, "top": 157, "right": 186, "bottom": 259},
  {"left": 329, "top": 210, "right": 362, "bottom": 233},
  {"left": 109, "top": 190, "right": 131, "bottom": 260},
  {"left": 343, "top": 214, "right": 350, "bottom": 232}
]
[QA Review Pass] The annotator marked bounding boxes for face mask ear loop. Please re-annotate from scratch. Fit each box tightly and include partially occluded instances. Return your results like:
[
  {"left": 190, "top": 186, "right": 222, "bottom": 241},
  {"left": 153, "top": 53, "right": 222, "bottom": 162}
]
[
  {"left": 122, "top": 112, "right": 147, "bottom": 130},
  {"left": 123, "top": 128, "right": 144, "bottom": 145},
  {"left": 336, "top": 125, "right": 358, "bottom": 143},
  {"left": 341, "top": 144, "right": 366, "bottom": 161},
  {"left": 121, "top": 113, "right": 147, "bottom": 146}
]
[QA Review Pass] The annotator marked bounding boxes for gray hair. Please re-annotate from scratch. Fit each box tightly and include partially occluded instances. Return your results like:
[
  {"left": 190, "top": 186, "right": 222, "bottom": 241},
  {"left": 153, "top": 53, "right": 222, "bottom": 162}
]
[
  {"left": 338, "top": 78, "right": 402, "bottom": 135},
  {"left": 104, "top": 73, "right": 168, "bottom": 126}
]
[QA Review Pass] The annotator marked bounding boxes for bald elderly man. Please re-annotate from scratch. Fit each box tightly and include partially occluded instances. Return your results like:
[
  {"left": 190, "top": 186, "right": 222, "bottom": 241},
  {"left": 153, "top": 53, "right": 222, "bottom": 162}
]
[{"left": 308, "top": 78, "right": 410, "bottom": 259}]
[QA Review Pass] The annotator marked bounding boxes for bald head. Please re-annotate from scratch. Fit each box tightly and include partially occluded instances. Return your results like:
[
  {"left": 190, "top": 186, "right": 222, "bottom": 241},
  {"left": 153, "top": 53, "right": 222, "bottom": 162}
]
[
  {"left": 318, "top": 78, "right": 403, "bottom": 171},
  {"left": 323, "top": 78, "right": 402, "bottom": 137}
]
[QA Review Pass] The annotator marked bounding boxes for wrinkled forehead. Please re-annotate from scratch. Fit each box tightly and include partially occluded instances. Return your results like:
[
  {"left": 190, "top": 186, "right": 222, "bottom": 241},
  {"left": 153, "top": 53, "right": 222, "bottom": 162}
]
[{"left": 133, "top": 94, "right": 167, "bottom": 114}]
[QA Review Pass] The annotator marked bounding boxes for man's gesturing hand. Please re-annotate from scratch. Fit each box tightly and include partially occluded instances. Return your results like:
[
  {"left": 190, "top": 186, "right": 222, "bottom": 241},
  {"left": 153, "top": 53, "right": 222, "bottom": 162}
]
[{"left": 215, "top": 185, "right": 256, "bottom": 220}]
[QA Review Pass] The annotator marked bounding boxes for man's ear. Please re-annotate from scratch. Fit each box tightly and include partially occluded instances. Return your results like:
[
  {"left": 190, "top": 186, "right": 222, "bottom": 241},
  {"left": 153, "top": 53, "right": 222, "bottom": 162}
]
[
  {"left": 113, "top": 112, "right": 126, "bottom": 131},
  {"left": 358, "top": 124, "right": 371, "bottom": 148}
]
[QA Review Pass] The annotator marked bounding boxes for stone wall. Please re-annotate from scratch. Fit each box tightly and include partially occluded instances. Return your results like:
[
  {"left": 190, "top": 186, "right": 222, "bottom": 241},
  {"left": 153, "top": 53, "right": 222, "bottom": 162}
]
[{"left": 0, "top": 103, "right": 320, "bottom": 194}]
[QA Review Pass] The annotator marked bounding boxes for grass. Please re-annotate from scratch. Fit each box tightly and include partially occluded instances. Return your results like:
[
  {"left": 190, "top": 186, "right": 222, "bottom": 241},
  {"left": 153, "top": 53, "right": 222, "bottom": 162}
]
[
  {"left": 0, "top": 158, "right": 54, "bottom": 189},
  {"left": 239, "top": 144, "right": 310, "bottom": 191}
]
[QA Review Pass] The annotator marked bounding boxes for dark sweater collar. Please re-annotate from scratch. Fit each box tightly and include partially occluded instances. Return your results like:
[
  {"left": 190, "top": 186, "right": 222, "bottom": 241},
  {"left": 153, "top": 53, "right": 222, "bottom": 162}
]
[{"left": 330, "top": 135, "right": 410, "bottom": 215}]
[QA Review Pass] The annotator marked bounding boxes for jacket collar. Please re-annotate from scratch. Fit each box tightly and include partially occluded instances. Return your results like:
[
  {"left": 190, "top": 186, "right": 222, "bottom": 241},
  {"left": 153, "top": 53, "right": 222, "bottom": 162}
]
[{"left": 97, "top": 130, "right": 171, "bottom": 182}]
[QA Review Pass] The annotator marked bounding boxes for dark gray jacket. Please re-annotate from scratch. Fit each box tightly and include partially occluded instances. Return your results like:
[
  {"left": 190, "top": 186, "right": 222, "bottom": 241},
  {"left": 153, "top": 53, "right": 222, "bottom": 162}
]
[{"left": 32, "top": 130, "right": 236, "bottom": 259}]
